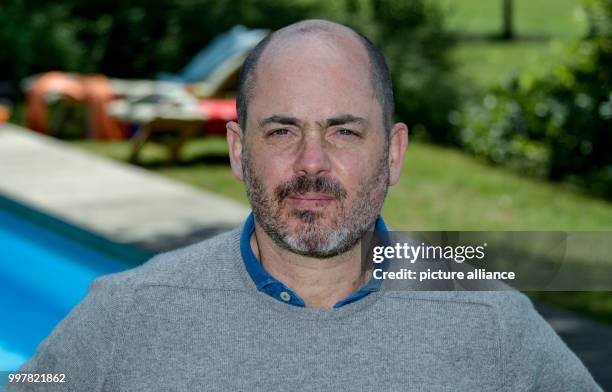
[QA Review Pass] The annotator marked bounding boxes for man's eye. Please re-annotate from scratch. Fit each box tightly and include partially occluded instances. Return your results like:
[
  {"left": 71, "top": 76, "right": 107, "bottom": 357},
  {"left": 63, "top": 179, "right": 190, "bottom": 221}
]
[
  {"left": 270, "top": 128, "right": 290, "bottom": 136},
  {"left": 338, "top": 129, "right": 357, "bottom": 136}
]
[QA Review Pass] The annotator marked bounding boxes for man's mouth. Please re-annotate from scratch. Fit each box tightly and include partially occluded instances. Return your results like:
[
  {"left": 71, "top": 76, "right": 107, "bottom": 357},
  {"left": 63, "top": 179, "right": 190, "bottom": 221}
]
[{"left": 286, "top": 193, "right": 335, "bottom": 208}]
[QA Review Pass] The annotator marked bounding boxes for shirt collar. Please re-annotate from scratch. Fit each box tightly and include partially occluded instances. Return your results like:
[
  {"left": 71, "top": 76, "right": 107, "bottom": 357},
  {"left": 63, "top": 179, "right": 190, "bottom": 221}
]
[{"left": 240, "top": 212, "right": 389, "bottom": 308}]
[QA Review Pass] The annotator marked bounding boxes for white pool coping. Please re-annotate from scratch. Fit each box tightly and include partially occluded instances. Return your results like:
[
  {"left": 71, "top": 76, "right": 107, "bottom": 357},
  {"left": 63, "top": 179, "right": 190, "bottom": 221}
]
[{"left": 0, "top": 124, "right": 249, "bottom": 253}]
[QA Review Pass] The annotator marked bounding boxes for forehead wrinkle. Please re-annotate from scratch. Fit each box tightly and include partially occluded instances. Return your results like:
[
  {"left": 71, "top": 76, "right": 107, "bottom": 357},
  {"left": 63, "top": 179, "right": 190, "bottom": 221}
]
[
  {"left": 259, "top": 115, "right": 302, "bottom": 128},
  {"left": 257, "top": 112, "right": 370, "bottom": 129},
  {"left": 316, "top": 115, "right": 369, "bottom": 128}
]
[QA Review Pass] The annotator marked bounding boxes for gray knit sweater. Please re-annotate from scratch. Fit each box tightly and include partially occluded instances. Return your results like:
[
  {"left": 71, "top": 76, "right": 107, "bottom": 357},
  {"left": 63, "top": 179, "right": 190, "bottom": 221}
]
[{"left": 6, "top": 228, "right": 601, "bottom": 391}]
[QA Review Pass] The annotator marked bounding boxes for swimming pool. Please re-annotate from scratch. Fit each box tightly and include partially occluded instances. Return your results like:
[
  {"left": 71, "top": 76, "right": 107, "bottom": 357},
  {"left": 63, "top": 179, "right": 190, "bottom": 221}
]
[{"left": 0, "top": 197, "right": 151, "bottom": 371}]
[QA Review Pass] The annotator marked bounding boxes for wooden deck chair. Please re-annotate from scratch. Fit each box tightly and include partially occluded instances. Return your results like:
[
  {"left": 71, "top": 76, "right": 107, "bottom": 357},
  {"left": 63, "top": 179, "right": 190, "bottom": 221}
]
[{"left": 108, "top": 26, "right": 268, "bottom": 163}]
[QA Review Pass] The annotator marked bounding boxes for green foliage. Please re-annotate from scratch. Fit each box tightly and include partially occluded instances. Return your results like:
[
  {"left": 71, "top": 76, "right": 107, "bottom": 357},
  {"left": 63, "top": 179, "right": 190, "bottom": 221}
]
[
  {"left": 0, "top": 0, "right": 458, "bottom": 141},
  {"left": 456, "top": 0, "right": 612, "bottom": 197},
  {"left": 368, "top": 0, "right": 459, "bottom": 143},
  {"left": 0, "top": 1, "right": 86, "bottom": 93},
  {"left": 299, "top": 0, "right": 460, "bottom": 142},
  {"left": 0, "top": 0, "right": 323, "bottom": 83}
]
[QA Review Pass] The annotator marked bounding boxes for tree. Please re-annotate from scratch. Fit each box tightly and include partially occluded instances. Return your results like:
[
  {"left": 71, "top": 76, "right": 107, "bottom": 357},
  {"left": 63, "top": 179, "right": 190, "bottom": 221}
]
[{"left": 502, "top": 0, "right": 514, "bottom": 40}]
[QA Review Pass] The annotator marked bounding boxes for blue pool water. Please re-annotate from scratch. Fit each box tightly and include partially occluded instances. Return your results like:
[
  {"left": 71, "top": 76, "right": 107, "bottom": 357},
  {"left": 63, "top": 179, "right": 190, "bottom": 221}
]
[{"left": 0, "top": 208, "right": 142, "bottom": 371}]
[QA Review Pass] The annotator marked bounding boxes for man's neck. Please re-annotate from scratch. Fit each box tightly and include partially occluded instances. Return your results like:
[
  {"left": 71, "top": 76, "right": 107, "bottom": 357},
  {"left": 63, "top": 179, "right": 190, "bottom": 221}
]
[{"left": 250, "top": 223, "right": 368, "bottom": 308}]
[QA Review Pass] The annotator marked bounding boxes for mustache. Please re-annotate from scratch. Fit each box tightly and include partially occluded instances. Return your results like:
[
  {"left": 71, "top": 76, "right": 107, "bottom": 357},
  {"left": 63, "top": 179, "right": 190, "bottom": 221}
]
[{"left": 275, "top": 175, "right": 348, "bottom": 202}]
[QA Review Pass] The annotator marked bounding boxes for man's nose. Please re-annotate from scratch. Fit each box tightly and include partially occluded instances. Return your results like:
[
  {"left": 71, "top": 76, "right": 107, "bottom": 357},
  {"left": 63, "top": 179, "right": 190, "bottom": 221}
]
[{"left": 293, "top": 134, "right": 332, "bottom": 176}]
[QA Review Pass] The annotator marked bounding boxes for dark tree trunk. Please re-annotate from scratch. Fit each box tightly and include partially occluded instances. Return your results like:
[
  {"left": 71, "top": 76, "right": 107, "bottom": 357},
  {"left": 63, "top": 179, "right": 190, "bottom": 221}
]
[{"left": 502, "top": 0, "right": 514, "bottom": 40}]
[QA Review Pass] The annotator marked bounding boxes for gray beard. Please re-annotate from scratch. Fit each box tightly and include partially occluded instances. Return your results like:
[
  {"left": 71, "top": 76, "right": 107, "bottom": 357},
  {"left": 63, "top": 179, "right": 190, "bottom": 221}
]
[{"left": 242, "top": 149, "right": 389, "bottom": 258}]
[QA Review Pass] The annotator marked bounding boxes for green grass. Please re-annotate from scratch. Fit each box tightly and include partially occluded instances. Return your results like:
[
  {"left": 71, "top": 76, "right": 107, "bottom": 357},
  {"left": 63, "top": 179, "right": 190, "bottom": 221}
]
[
  {"left": 72, "top": 136, "right": 250, "bottom": 204},
  {"left": 386, "top": 142, "right": 612, "bottom": 230},
  {"left": 71, "top": 137, "right": 612, "bottom": 231},
  {"left": 435, "top": 0, "right": 589, "bottom": 92},
  {"left": 451, "top": 40, "right": 569, "bottom": 92},
  {"left": 437, "top": 0, "right": 587, "bottom": 39}
]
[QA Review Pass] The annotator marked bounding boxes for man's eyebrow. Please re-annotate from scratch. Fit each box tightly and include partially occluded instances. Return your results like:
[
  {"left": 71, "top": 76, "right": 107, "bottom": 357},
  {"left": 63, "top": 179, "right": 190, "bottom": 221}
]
[
  {"left": 323, "top": 115, "right": 368, "bottom": 128},
  {"left": 258, "top": 114, "right": 368, "bottom": 128},
  {"left": 259, "top": 115, "right": 302, "bottom": 128}
]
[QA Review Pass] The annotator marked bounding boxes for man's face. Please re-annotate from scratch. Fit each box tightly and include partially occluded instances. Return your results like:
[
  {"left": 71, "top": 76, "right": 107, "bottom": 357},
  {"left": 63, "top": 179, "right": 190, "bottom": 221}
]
[{"left": 239, "top": 33, "right": 391, "bottom": 257}]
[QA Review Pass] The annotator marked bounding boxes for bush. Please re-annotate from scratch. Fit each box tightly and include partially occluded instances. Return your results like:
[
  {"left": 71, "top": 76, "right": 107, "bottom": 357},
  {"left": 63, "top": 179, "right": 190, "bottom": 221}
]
[
  {"left": 0, "top": 1, "right": 86, "bottom": 97},
  {"left": 354, "top": 0, "right": 459, "bottom": 143},
  {"left": 456, "top": 0, "right": 612, "bottom": 197}
]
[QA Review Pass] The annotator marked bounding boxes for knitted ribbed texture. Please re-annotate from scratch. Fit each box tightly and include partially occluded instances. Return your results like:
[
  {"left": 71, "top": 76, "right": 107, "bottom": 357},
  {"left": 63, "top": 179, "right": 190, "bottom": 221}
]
[{"left": 7, "top": 228, "right": 601, "bottom": 391}]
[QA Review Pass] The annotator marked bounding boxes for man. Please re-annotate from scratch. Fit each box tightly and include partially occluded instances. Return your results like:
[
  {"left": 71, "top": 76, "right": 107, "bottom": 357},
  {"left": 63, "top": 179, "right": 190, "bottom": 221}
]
[{"left": 8, "top": 20, "right": 600, "bottom": 391}]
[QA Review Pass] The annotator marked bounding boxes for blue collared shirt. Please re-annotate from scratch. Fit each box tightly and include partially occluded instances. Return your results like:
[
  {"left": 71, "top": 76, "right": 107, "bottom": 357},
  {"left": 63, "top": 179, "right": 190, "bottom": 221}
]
[{"left": 240, "top": 212, "right": 389, "bottom": 308}]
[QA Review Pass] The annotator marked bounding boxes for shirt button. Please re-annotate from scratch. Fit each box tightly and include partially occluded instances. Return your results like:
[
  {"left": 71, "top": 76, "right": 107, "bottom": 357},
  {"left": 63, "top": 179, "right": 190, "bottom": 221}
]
[{"left": 280, "top": 291, "right": 291, "bottom": 302}]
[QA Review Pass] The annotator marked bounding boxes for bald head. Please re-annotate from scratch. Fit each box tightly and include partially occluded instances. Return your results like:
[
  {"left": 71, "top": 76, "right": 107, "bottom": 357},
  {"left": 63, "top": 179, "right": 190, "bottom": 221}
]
[{"left": 236, "top": 19, "right": 395, "bottom": 134}]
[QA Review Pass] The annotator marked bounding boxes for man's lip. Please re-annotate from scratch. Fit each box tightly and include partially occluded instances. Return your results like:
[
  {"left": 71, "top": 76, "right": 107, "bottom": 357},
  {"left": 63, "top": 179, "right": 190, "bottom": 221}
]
[
  {"left": 286, "top": 194, "right": 335, "bottom": 209},
  {"left": 288, "top": 193, "right": 335, "bottom": 200}
]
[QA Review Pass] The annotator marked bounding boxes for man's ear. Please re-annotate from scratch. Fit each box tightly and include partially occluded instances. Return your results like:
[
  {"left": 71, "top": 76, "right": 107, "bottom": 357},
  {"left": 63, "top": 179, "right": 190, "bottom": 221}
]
[
  {"left": 387, "top": 122, "right": 409, "bottom": 186},
  {"left": 226, "top": 121, "right": 245, "bottom": 181}
]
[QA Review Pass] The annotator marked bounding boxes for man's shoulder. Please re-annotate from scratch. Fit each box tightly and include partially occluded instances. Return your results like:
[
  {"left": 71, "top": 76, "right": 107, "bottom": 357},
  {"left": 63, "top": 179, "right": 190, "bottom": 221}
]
[{"left": 94, "top": 227, "right": 245, "bottom": 294}]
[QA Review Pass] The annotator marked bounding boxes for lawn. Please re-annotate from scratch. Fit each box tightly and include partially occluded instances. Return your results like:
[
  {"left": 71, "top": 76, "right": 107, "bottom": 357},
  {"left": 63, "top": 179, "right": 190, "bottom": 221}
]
[
  {"left": 435, "top": 0, "right": 589, "bottom": 92},
  {"left": 438, "top": 0, "right": 586, "bottom": 38},
  {"left": 72, "top": 137, "right": 612, "bottom": 231}
]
